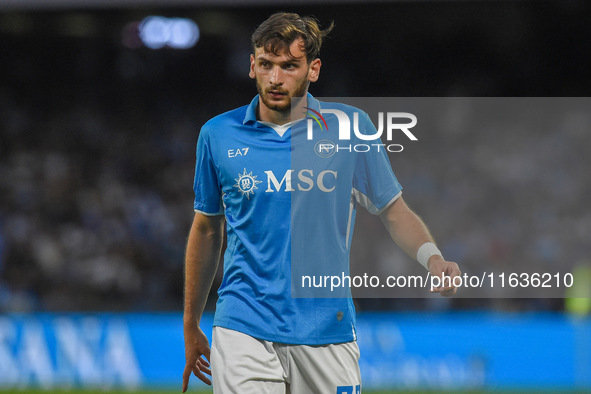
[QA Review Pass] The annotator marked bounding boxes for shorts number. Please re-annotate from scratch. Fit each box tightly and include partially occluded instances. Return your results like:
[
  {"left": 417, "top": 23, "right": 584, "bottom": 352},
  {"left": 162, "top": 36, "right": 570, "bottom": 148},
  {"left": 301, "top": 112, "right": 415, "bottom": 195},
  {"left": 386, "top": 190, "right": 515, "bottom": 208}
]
[{"left": 337, "top": 385, "right": 361, "bottom": 394}]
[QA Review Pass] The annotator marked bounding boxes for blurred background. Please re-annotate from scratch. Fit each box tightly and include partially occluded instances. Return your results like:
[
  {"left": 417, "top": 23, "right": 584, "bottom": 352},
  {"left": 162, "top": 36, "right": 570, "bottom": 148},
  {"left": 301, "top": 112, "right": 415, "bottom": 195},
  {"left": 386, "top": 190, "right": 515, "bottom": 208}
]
[{"left": 0, "top": 0, "right": 590, "bottom": 392}]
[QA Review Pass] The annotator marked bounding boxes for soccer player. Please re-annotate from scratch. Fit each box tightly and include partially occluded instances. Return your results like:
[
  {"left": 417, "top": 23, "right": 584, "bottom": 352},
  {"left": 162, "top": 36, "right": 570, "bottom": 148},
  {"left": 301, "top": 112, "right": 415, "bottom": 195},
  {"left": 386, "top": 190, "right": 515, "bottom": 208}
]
[{"left": 182, "top": 12, "right": 461, "bottom": 393}]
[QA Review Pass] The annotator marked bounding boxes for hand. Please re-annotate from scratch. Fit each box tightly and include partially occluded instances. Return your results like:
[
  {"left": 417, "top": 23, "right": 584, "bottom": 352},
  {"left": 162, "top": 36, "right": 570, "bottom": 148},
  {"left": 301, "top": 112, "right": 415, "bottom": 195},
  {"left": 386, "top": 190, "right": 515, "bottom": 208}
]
[
  {"left": 428, "top": 255, "right": 461, "bottom": 297},
  {"left": 182, "top": 322, "right": 212, "bottom": 392}
]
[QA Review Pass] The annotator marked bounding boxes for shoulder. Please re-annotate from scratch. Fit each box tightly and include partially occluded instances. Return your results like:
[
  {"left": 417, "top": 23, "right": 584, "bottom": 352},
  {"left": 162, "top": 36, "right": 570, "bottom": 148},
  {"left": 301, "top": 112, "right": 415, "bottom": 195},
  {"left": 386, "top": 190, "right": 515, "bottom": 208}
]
[
  {"left": 200, "top": 105, "right": 249, "bottom": 137},
  {"left": 318, "top": 100, "right": 366, "bottom": 115}
]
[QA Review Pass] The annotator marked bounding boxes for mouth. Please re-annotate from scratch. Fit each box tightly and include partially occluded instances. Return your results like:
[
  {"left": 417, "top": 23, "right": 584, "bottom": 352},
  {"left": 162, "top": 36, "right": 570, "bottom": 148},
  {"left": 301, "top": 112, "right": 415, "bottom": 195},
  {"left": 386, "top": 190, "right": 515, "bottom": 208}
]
[{"left": 267, "top": 90, "right": 287, "bottom": 100}]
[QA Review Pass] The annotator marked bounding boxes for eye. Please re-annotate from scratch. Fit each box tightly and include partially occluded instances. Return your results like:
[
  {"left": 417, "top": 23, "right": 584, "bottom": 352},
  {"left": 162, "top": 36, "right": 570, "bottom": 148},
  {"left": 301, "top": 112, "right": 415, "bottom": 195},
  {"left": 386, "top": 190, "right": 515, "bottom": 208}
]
[
  {"left": 283, "top": 63, "right": 296, "bottom": 70},
  {"left": 259, "top": 61, "right": 271, "bottom": 68}
]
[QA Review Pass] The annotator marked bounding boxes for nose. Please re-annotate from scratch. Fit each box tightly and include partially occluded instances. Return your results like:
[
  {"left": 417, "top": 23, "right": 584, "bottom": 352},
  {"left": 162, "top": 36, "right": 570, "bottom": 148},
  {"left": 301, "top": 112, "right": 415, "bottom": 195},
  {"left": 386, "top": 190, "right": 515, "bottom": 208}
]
[{"left": 269, "top": 65, "right": 282, "bottom": 85}]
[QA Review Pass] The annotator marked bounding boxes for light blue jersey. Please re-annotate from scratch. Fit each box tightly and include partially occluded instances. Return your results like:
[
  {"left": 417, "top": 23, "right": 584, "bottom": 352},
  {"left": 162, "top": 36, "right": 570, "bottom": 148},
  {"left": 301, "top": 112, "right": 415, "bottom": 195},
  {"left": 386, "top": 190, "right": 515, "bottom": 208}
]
[{"left": 193, "top": 94, "right": 402, "bottom": 345}]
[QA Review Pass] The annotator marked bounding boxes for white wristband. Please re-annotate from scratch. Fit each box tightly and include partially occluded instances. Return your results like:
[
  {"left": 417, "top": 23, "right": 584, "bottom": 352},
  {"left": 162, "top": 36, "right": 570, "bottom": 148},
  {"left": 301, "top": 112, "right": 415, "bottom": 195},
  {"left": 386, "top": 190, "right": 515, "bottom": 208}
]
[{"left": 416, "top": 242, "right": 442, "bottom": 270}]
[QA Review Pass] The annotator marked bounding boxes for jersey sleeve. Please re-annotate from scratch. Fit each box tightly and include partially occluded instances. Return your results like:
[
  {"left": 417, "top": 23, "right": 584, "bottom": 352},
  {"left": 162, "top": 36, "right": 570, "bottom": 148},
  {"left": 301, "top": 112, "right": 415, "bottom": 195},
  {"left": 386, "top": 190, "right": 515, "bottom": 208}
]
[
  {"left": 193, "top": 125, "right": 224, "bottom": 215},
  {"left": 352, "top": 111, "right": 403, "bottom": 215}
]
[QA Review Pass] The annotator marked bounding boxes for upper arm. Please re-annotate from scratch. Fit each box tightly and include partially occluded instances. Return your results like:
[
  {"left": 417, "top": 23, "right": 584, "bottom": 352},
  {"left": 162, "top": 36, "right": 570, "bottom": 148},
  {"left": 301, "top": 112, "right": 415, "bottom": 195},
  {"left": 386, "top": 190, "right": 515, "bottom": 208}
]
[
  {"left": 194, "top": 126, "right": 224, "bottom": 215},
  {"left": 352, "top": 111, "right": 403, "bottom": 215}
]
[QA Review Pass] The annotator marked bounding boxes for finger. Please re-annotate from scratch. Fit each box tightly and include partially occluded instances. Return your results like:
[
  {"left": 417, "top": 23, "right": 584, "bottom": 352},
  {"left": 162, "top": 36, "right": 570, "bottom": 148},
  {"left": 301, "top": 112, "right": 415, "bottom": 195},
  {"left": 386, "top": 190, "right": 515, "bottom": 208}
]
[
  {"left": 198, "top": 356, "right": 210, "bottom": 367},
  {"left": 192, "top": 365, "right": 212, "bottom": 385},
  {"left": 436, "top": 279, "right": 459, "bottom": 295},
  {"left": 430, "top": 281, "right": 455, "bottom": 293},
  {"left": 182, "top": 364, "right": 192, "bottom": 392},
  {"left": 448, "top": 267, "right": 461, "bottom": 278},
  {"left": 203, "top": 346, "right": 211, "bottom": 361},
  {"left": 197, "top": 358, "right": 212, "bottom": 375}
]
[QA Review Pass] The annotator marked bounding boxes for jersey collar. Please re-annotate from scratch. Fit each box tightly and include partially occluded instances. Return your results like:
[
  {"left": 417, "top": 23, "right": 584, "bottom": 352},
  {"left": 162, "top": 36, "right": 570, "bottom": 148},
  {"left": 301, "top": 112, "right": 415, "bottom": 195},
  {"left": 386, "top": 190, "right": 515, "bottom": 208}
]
[{"left": 242, "top": 93, "right": 320, "bottom": 125}]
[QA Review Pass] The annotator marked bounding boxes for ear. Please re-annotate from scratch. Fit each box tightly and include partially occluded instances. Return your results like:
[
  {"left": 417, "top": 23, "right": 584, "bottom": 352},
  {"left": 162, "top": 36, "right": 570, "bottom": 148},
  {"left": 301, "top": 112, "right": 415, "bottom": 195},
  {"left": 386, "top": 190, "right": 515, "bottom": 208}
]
[
  {"left": 307, "top": 58, "right": 322, "bottom": 82},
  {"left": 249, "top": 54, "right": 256, "bottom": 79}
]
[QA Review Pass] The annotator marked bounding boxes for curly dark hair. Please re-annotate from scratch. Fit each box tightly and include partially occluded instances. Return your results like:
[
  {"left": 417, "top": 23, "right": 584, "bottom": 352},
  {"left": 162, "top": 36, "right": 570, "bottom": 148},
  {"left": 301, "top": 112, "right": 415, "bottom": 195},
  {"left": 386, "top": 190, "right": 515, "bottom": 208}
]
[{"left": 251, "top": 12, "right": 334, "bottom": 63}]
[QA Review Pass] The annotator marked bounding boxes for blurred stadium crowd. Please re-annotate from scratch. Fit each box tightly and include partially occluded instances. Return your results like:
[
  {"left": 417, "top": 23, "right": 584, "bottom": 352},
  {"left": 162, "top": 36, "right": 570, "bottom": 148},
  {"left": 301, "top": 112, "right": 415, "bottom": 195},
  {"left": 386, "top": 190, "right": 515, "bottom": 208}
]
[
  {"left": 0, "top": 94, "right": 200, "bottom": 311},
  {"left": 1, "top": 3, "right": 590, "bottom": 313}
]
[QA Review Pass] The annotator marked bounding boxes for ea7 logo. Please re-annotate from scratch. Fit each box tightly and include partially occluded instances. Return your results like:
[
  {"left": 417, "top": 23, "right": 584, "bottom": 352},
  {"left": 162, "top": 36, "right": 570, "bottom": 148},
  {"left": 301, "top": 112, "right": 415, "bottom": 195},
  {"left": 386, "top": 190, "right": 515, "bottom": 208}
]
[
  {"left": 264, "top": 169, "right": 337, "bottom": 193},
  {"left": 307, "top": 109, "right": 417, "bottom": 141},
  {"left": 228, "top": 147, "right": 249, "bottom": 158}
]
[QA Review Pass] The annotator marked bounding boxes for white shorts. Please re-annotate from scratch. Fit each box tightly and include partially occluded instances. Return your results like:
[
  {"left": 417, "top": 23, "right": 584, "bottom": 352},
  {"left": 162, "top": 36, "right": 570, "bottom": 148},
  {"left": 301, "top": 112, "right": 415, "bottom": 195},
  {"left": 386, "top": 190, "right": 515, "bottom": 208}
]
[{"left": 211, "top": 326, "right": 362, "bottom": 394}]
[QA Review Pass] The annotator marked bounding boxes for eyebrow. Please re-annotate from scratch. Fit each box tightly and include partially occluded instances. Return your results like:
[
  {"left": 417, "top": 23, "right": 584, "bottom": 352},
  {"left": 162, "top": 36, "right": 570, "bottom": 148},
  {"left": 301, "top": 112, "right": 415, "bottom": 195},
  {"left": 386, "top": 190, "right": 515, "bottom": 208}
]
[{"left": 256, "top": 55, "right": 305, "bottom": 64}]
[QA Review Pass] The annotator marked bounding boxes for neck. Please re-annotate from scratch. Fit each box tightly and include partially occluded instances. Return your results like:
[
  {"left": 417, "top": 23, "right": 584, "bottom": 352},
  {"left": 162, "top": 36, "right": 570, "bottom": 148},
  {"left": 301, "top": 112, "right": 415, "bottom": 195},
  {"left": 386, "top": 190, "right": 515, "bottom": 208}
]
[{"left": 258, "top": 96, "right": 307, "bottom": 125}]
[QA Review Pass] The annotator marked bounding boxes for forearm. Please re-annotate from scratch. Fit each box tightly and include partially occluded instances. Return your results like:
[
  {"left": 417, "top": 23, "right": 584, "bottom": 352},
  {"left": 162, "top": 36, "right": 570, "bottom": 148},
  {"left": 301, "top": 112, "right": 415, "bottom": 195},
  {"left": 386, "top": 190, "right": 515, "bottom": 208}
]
[
  {"left": 184, "top": 213, "right": 224, "bottom": 326},
  {"left": 379, "top": 196, "right": 436, "bottom": 262}
]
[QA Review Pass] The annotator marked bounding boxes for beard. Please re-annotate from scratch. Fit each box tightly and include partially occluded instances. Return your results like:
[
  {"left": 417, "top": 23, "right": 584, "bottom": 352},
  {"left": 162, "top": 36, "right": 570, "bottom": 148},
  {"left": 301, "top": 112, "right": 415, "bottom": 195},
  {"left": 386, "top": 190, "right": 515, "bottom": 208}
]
[{"left": 256, "top": 73, "right": 310, "bottom": 113}]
